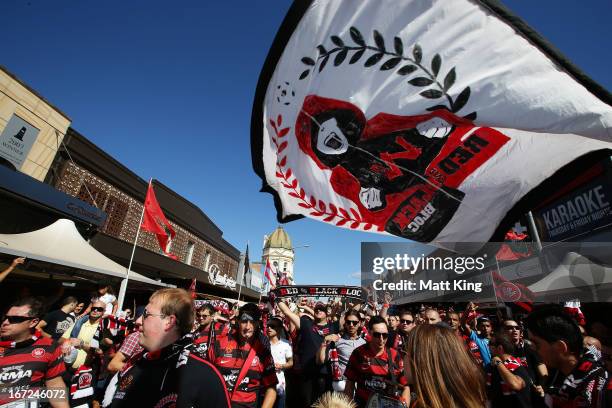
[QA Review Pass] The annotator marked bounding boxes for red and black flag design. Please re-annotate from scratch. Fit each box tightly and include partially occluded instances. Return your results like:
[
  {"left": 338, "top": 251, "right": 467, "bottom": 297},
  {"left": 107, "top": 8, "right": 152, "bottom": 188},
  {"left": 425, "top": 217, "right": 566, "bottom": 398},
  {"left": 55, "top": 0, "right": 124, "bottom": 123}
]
[
  {"left": 251, "top": 0, "right": 611, "bottom": 248},
  {"left": 491, "top": 270, "right": 535, "bottom": 312}
]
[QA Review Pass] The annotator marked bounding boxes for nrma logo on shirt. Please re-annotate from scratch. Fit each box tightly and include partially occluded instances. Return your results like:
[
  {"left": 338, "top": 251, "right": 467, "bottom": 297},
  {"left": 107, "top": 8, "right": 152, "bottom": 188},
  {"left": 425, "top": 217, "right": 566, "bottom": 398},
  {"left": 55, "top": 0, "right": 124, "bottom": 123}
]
[
  {"left": 223, "top": 371, "right": 249, "bottom": 388},
  {"left": 365, "top": 376, "right": 387, "bottom": 391},
  {"left": 0, "top": 365, "right": 32, "bottom": 383}
]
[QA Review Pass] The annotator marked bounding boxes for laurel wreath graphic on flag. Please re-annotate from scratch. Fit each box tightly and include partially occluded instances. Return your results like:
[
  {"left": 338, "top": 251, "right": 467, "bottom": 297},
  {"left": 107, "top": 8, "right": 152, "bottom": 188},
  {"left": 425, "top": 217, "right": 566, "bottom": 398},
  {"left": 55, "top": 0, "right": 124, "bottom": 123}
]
[
  {"left": 270, "top": 114, "right": 380, "bottom": 231},
  {"left": 298, "top": 27, "right": 476, "bottom": 120}
]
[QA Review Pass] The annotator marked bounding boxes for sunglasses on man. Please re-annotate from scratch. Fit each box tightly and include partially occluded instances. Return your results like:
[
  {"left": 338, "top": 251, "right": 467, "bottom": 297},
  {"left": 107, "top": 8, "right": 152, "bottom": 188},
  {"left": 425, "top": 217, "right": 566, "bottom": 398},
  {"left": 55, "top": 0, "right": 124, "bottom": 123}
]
[
  {"left": 400, "top": 319, "right": 414, "bottom": 324},
  {"left": 91, "top": 307, "right": 105, "bottom": 313},
  {"left": 504, "top": 325, "right": 521, "bottom": 331},
  {"left": 345, "top": 319, "right": 360, "bottom": 326},
  {"left": 2, "top": 315, "right": 35, "bottom": 324},
  {"left": 371, "top": 331, "right": 388, "bottom": 340}
]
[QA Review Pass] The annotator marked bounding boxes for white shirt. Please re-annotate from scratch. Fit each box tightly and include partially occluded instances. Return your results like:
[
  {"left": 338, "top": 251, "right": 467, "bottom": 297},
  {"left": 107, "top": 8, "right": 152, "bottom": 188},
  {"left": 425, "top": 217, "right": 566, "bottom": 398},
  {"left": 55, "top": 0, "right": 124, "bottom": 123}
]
[{"left": 270, "top": 339, "right": 292, "bottom": 392}]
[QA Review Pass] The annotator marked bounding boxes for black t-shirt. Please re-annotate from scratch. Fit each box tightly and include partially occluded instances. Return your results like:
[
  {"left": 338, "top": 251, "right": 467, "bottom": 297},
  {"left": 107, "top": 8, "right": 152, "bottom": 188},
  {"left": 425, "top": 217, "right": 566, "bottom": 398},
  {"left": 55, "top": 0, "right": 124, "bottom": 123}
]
[
  {"left": 297, "top": 316, "right": 339, "bottom": 375},
  {"left": 111, "top": 340, "right": 231, "bottom": 408},
  {"left": 43, "top": 310, "right": 75, "bottom": 339},
  {"left": 515, "top": 341, "right": 541, "bottom": 381},
  {"left": 487, "top": 357, "right": 532, "bottom": 408}
]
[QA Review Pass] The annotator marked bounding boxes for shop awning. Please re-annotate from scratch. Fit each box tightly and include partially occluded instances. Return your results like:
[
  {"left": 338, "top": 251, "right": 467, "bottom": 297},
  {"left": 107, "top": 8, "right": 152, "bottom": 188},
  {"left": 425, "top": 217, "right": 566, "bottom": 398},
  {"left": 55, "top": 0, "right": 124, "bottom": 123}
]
[
  {"left": 0, "top": 219, "right": 172, "bottom": 287},
  {"left": 528, "top": 252, "right": 612, "bottom": 301}
]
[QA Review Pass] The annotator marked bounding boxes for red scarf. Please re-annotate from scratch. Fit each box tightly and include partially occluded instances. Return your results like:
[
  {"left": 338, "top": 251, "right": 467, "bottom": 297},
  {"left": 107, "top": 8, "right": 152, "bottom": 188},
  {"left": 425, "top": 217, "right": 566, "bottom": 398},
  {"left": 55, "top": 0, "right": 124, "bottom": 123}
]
[{"left": 0, "top": 330, "right": 41, "bottom": 348}]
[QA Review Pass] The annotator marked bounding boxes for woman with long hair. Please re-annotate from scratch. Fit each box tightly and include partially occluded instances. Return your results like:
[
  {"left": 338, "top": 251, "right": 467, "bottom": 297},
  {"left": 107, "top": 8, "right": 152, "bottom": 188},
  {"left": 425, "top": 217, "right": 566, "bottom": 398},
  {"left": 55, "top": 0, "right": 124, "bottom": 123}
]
[{"left": 404, "top": 324, "right": 486, "bottom": 408}]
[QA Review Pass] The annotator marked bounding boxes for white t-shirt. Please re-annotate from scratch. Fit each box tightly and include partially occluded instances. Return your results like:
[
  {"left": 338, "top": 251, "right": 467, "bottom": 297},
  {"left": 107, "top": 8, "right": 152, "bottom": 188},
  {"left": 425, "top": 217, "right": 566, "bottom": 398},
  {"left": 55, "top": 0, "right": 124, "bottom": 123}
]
[{"left": 270, "top": 340, "right": 293, "bottom": 393}]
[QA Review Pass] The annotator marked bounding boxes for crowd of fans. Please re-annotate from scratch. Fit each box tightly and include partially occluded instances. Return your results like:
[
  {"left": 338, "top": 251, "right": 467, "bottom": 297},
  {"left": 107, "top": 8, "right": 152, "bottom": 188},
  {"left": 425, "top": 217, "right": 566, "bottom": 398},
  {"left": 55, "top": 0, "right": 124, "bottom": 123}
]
[{"left": 0, "top": 281, "right": 611, "bottom": 408}]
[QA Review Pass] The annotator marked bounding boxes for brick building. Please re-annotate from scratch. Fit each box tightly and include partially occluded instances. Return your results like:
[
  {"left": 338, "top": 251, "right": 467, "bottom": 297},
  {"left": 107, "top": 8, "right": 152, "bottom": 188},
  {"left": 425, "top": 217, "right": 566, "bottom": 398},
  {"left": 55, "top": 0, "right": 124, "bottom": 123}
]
[{"left": 45, "top": 128, "right": 258, "bottom": 300}]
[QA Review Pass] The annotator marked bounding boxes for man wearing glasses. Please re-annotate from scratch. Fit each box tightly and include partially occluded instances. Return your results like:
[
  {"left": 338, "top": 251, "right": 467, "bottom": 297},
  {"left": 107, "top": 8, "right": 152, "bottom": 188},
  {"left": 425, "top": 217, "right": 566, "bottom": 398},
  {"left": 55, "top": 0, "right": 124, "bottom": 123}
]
[
  {"left": 61, "top": 300, "right": 107, "bottom": 370},
  {"left": 110, "top": 288, "right": 230, "bottom": 408},
  {"left": 387, "top": 311, "right": 415, "bottom": 350},
  {"left": 344, "top": 316, "right": 409, "bottom": 407},
  {"left": 0, "top": 297, "right": 69, "bottom": 408},
  {"left": 503, "top": 319, "right": 547, "bottom": 406},
  {"left": 193, "top": 304, "right": 229, "bottom": 360},
  {"left": 316, "top": 310, "right": 366, "bottom": 393}
]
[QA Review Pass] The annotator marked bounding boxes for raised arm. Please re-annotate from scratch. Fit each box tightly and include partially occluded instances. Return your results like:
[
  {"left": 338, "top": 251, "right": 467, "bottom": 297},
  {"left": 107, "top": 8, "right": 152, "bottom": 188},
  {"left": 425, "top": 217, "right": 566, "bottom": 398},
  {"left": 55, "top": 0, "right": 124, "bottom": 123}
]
[
  {"left": 277, "top": 300, "right": 300, "bottom": 330},
  {"left": 0, "top": 257, "right": 25, "bottom": 283}
]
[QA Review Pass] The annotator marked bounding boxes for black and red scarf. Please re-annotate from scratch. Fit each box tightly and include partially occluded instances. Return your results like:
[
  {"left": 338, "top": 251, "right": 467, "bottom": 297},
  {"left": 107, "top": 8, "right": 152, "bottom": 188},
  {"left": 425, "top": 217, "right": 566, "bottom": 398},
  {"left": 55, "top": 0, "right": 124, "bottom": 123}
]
[
  {"left": 0, "top": 329, "right": 41, "bottom": 349},
  {"left": 555, "top": 347, "right": 610, "bottom": 407}
]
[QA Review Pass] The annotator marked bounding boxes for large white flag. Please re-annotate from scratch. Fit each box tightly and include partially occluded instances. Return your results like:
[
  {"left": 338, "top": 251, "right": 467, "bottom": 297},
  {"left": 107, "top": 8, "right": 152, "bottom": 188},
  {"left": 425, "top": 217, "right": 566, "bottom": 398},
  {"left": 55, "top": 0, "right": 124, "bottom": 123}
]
[{"left": 251, "top": 0, "right": 611, "bottom": 246}]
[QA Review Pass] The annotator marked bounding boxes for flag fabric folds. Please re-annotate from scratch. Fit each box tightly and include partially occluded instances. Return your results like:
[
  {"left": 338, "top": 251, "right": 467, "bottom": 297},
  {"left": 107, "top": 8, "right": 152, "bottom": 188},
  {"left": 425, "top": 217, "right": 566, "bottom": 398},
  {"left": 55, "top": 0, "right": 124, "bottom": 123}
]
[
  {"left": 251, "top": 0, "right": 611, "bottom": 248},
  {"left": 491, "top": 270, "right": 535, "bottom": 312},
  {"left": 141, "top": 182, "right": 178, "bottom": 260}
]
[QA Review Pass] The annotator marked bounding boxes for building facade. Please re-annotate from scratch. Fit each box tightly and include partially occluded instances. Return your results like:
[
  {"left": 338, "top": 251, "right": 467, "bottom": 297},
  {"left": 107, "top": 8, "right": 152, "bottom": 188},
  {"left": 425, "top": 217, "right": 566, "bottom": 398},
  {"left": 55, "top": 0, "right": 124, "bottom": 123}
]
[
  {"left": 46, "top": 128, "right": 258, "bottom": 299},
  {"left": 0, "top": 66, "right": 71, "bottom": 181},
  {"left": 262, "top": 226, "right": 295, "bottom": 284}
]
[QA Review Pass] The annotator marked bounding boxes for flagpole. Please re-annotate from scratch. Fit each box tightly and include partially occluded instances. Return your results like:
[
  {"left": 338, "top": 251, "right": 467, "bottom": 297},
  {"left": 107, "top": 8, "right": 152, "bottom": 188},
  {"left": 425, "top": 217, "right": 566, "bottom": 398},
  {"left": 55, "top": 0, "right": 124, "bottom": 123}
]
[
  {"left": 258, "top": 280, "right": 265, "bottom": 305},
  {"left": 489, "top": 256, "right": 503, "bottom": 308},
  {"left": 117, "top": 178, "right": 150, "bottom": 312},
  {"left": 236, "top": 242, "right": 248, "bottom": 303}
]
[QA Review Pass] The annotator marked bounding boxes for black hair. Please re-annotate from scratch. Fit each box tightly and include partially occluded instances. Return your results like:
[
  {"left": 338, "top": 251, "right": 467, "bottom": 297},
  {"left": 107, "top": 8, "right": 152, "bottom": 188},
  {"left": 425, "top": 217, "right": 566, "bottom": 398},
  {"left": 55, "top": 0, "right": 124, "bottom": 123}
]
[
  {"left": 267, "top": 317, "right": 283, "bottom": 330},
  {"left": 368, "top": 315, "right": 388, "bottom": 332},
  {"left": 526, "top": 305, "right": 583, "bottom": 354},
  {"left": 344, "top": 309, "right": 361, "bottom": 321},
  {"left": 198, "top": 304, "right": 216, "bottom": 315},
  {"left": 62, "top": 296, "right": 78, "bottom": 307},
  {"left": 238, "top": 303, "right": 261, "bottom": 321},
  {"left": 399, "top": 309, "right": 414, "bottom": 319},
  {"left": 491, "top": 331, "right": 517, "bottom": 355},
  {"left": 10, "top": 297, "right": 44, "bottom": 319}
]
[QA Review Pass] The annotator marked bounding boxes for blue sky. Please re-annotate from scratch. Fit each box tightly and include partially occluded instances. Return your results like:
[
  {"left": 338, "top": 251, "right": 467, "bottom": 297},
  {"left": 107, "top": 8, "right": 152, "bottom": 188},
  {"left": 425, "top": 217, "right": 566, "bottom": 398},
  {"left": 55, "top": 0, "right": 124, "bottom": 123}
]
[{"left": 2, "top": 1, "right": 609, "bottom": 286}]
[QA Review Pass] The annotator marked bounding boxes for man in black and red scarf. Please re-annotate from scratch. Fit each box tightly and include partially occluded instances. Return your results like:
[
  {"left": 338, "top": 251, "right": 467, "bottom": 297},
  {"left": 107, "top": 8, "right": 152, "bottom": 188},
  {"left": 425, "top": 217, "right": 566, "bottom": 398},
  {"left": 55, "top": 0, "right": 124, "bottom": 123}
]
[
  {"left": 487, "top": 332, "right": 532, "bottom": 408},
  {"left": 527, "top": 305, "right": 611, "bottom": 408},
  {"left": 209, "top": 303, "right": 277, "bottom": 408},
  {"left": 344, "top": 316, "right": 409, "bottom": 408},
  {"left": 0, "top": 297, "right": 69, "bottom": 407},
  {"left": 386, "top": 310, "right": 415, "bottom": 350},
  {"left": 278, "top": 300, "right": 339, "bottom": 406},
  {"left": 110, "top": 288, "right": 230, "bottom": 408},
  {"left": 503, "top": 319, "right": 548, "bottom": 407},
  {"left": 193, "top": 304, "right": 229, "bottom": 361}
]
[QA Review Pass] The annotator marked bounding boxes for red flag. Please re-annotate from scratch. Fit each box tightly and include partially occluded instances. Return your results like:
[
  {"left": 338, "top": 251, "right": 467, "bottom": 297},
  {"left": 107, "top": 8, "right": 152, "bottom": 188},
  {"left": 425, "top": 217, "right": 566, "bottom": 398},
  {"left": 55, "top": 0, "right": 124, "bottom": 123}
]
[
  {"left": 491, "top": 270, "right": 534, "bottom": 312},
  {"left": 496, "top": 229, "right": 533, "bottom": 261},
  {"left": 141, "top": 182, "right": 178, "bottom": 260},
  {"left": 263, "top": 258, "right": 276, "bottom": 289},
  {"left": 188, "top": 278, "right": 197, "bottom": 299}
]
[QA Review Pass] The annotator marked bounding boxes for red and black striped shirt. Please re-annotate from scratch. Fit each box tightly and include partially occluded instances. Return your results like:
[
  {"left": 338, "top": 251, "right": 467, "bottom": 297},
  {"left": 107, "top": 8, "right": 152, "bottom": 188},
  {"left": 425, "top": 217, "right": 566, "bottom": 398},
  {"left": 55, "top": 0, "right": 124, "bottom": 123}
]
[
  {"left": 194, "top": 322, "right": 230, "bottom": 360},
  {"left": 345, "top": 344, "right": 407, "bottom": 403},
  {"left": 212, "top": 331, "right": 278, "bottom": 407},
  {"left": 0, "top": 336, "right": 65, "bottom": 404}
]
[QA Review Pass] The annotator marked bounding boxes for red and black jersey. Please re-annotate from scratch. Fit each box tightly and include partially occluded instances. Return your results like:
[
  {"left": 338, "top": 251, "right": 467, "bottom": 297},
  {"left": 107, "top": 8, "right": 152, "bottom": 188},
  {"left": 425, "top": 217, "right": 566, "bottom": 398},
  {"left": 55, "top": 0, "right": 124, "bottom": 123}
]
[
  {"left": 486, "top": 356, "right": 532, "bottom": 408},
  {"left": 345, "top": 344, "right": 407, "bottom": 403},
  {"left": 194, "top": 322, "right": 230, "bottom": 360},
  {"left": 461, "top": 333, "right": 484, "bottom": 365},
  {"left": 212, "top": 331, "right": 278, "bottom": 408},
  {"left": 0, "top": 336, "right": 65, "bottom": 405}
]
